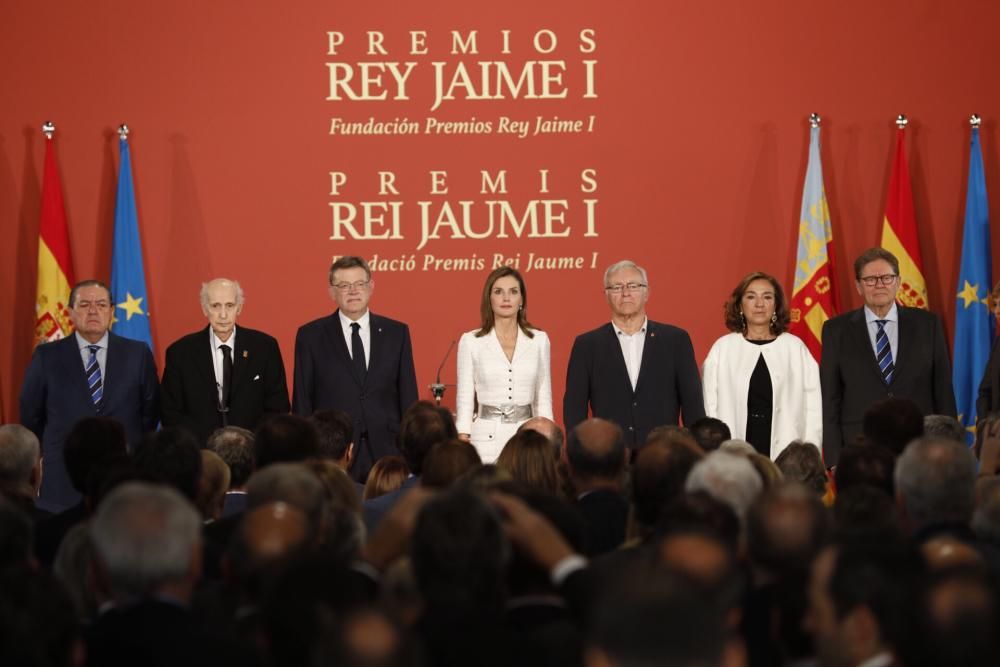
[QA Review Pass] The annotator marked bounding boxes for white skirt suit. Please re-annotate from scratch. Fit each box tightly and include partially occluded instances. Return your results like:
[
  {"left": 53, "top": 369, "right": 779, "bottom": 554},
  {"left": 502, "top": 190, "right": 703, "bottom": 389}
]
[
  {"left": 701, "top": 332, "right": 822, "bottom": 459},
  {"left": 455, "top": 327, "right": 554, "bottom": 463}
]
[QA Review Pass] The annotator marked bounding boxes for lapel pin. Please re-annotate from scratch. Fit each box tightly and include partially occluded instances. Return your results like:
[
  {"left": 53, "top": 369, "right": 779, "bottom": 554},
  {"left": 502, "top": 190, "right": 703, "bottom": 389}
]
[{"left": 243, "top": 350, "right": 248, "bottom": 359}]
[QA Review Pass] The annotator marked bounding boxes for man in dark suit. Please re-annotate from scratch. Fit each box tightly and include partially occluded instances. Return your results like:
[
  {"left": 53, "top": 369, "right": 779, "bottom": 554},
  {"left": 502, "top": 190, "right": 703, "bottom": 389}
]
[
  {"left": 161, "top": 278, "right": 290, "bottom": 444},
  {"left": 293, "top": 256, "right": 419, "bottom": 481},
  {"left": 20, "top": 279, "right": 159, "bottom": 513},
  {"left": 820, "top": 247, "right": 956, "bottom": 466},
  {"left": 564, "top": 260, "right": 705, "bottom": 448},
  {"left": 564, "top": 418, "right": 629, "bottom": 556}
]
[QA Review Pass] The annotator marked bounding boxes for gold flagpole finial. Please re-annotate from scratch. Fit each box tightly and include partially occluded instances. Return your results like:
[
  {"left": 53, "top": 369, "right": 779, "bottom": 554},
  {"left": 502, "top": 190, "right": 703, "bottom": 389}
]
[
  {"left": 117, "top": 124, "right": 130, "bottom": 140},
  {"left": 896, "top": 114, "right": 908, "bottom": 129},
  {"left": 42, "top": 121, "right": 55, "bottom": 140},
  {"left": 809, "top": 113, "right": 821, "bottom": 129},
  {"left": 970, "top": 114, "right": 982, "bottom": 128}
]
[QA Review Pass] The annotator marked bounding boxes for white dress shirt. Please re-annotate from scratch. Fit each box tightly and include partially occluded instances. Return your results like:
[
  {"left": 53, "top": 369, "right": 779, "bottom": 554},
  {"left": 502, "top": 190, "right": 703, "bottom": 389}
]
[
  {"left": 76, "top": 331, "right": 109, "bottom": 379},
  {"left": 339, "top": 310, "right": 371, "bottom": 367},
  {"left": 612, "top": 318, "right": 647, "bottom": 390},
  {"left": 864, "top": 303, "right": 899, "bottom": 362},
  {"left": 209, "top": 328, "right": 237, "bottom": 404}
]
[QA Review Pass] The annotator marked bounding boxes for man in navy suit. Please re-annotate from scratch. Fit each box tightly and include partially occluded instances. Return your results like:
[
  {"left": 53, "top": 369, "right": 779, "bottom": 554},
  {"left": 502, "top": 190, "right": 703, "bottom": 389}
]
[
  {"left": 564, "top": 260, "right": 705, "bottom": 449},
  {"left": 20, "top": 280, "right": 159, "bottom": 512},
  {"left": 161, "top": 278, "right": 290, "bottom": 445},
  {"left": 820, "top": 247, "right": 956, "bottom": 466},
  {"left": 293, "top": 256, "right": 419, "bottom": 481}
]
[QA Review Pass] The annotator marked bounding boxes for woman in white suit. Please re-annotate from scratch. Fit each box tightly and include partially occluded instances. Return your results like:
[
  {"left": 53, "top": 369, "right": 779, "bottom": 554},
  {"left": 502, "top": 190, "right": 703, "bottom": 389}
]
[
  {"left": 456, "top": 267, "right": 553, "bottom": 463},
  {"left": 702, "top": 271, "right": 822, "bottom": 460}
]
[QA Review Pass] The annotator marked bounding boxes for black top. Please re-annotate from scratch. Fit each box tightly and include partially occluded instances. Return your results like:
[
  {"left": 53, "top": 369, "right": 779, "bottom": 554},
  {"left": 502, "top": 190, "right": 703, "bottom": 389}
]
[{"left": 746, "top": 339, "right": 774, "bottom": 456}]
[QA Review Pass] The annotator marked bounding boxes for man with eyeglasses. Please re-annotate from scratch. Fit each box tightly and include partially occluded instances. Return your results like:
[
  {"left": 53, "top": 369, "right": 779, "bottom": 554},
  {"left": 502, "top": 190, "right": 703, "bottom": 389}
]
[
  {"left": 19, "top": 279, "right": 160, "bottom": 512},
  {"left": 564, "top": 260, "right": 705, "bottom": 449},
  {"left": 160, "top": 278, "right": 290, "bottom": 445},
  {"left": 820, "top": 247, "right": 955, "bottom": 466},
  {"left": 292, "top": 256, "right": 418, "bottom": 482}
]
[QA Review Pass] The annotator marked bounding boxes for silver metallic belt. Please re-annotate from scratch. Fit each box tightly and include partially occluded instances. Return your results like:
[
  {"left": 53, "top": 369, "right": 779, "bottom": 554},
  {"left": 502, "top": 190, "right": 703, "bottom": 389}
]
[{"left": 477, "top": 403, "right": 533, "bottom": 423}]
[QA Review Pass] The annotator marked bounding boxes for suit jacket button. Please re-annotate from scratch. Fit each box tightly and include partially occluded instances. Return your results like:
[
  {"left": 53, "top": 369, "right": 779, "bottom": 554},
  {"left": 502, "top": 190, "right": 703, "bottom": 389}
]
[
  {"left": 633, "top": 401, "right": 638, "bottom": 407},
  {"left": 628, "top": 426, "right": 634, "bottom": 430}
]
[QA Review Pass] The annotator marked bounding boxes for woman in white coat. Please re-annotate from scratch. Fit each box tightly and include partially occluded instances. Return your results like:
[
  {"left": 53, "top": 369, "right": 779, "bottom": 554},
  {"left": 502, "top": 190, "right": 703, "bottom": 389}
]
[
  {"left": 702, "top": 271, "right": 822, "bottom": 460},
  {"left": 456, "top": 267, "right": 553, "bottom": 463}
]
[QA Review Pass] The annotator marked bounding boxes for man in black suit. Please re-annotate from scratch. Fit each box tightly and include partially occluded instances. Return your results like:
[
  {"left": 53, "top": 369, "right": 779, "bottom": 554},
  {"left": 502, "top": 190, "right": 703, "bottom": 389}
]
[
  {"left": 293, "top": 256, "right": 419, "bottom": 482},
  {"left": 820, "top": 247, "right": 956, "bottom": 466},
  {"left": 20, "top": 280, "right": 159, "bottom": 512},
  {"left": 564, "top": 260, "right": 705, "bottom": 448},
  {"left": 564, "top": 418, "right": 628, "bottom": 556},
  {"left": 161, "top": 278, "right": 290, "bottom": 445}
]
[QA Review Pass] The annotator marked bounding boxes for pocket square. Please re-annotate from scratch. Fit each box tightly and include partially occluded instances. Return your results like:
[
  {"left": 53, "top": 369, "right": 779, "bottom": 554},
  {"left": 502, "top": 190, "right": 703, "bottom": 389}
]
[{"left": 253, "top": 375, "right": 261, "bottom": 381}]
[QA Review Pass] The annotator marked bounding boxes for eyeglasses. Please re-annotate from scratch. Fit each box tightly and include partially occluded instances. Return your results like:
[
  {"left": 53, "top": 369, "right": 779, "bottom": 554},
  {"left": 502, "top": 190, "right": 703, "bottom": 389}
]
[
  {"left": 332, "top": 280, "right": 371, "bottom": 292},
  {"left": 858, "top": 274, "right": 898, "bottom": 287},
  {"left": 76, "top": 300, "right": 111, "bottom": 311},
  {"left": 605, "top": 282, "right": 647, "bottom": 294}
]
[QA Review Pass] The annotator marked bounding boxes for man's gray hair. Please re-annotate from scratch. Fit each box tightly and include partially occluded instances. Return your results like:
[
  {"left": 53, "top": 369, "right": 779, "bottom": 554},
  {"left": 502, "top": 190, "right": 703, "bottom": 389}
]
[
  {"left": 199, "top": 278, "right": 245, "bottom": 308},
  {"left": 685, "top": 451, "right": 764, "bottom": 523},
  {"left": 89, "top": 482, "right": 202, "bottom": 599},
  {"left": 922, "top": 415, "right": 965, "bottom": 443},
  {"left": 0, "top": 424, "right": 40, "bottom": 485},
  {"left": 603, "top": 260, "right": 649, "bottom": 287},
  {"left": 895, "top": 437, "right": 977, "bottom": 529},
  {"left": 247, "top": 463, "right": 327, "bottom": 531},
  {"left": 207, "top": 426, "right": 255, "bottom": 488}
]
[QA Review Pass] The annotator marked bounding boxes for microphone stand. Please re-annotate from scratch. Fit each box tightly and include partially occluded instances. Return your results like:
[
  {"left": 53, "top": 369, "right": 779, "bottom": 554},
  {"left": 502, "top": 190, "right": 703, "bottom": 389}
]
[{"left": 430, "top": 340, "right": 456, "bottom": 406}]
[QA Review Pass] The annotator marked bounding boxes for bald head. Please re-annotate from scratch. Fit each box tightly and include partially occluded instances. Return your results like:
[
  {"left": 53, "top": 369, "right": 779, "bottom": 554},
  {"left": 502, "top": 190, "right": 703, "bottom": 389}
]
[
  {"left": 518, "top": 417, "right": 564, "bottom": 454},
  {"left": 240, "top": 502, "right": 310, "bottom": 563},
  {"left": 566, "top": 418, "right": 626, "bottom": 482}
]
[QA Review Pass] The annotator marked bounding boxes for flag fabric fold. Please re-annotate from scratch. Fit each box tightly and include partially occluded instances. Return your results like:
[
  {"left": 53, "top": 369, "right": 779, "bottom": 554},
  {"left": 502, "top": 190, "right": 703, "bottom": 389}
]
[
  {"left": 790, "top": 124, "right": 839, "bottom": 361},
  {"left": 34, "top": 137, "right": 76, "bottom": 346},
  {"left": 881, "top": 128, "right": 929, "bottom": 309},
  {"left": 952, "top": 124, "right": 992, "bottom": 445},
  {"left": 110, "top": 135, "right": 154, "bottom": 351}
]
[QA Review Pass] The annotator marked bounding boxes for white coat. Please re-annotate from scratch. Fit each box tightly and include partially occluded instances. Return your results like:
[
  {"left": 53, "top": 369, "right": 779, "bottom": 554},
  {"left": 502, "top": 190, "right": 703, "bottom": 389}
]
[{"left": 702, "top": 332, "right": 822, "bottom": 459}]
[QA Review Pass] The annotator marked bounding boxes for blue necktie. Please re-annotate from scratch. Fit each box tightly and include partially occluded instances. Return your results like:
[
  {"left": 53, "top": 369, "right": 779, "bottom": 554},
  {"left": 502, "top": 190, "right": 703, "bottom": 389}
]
[
  {"left": 86, "top": 345, "right": 103, "bottom": 405},
  {"left": 875, "top": 320, "right": 894, "bottom": 385}
]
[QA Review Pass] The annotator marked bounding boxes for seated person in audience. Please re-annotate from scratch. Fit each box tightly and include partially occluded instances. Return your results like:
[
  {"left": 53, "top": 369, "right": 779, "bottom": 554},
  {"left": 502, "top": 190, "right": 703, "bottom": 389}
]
[
  {"left": 923, "top": 413, "right": 965, "bottom": 443},
  {"left": 0, "top": 424, "right": 45, "bottom": 519},
  {"left": 689, "top": 416, "right": 731, "bottom": 453},
  {"left": 497, "top": 428, "right": 562, "bottom": 496},
  {"left": 253, "top": 414, "right": 320, "bottom": 469},
  {"left": 563, "top": 419, "right": 628, "bottom": 556},
  {"left": 630, "top": 434, "right": 704, "bottom": 542},
  {"left": 834, "top": 442, "right": 896, "bottom": 497},
  {"left": 775, "top": 440, "right": 828, "bottom": 498},
  {"left": 363, "top": 455, "right": 410, "bottom": 500},
  {"left": 862, "top": 397, "right": 924, "bottom": 457},
  {"left": 420, "top": 441, "right": 480, "bottom": 489},
  {"left": 518, "top": 416, "right": 565, "bottom": 457},
  {"left": 895, "top": 436, "right": 977, "bottom": 544},
  {"left": 206, "top": 426, "right": 255, "bottom": 518},
  {"left": 196, "top": 450, "right": 230, "bottom": 522}
]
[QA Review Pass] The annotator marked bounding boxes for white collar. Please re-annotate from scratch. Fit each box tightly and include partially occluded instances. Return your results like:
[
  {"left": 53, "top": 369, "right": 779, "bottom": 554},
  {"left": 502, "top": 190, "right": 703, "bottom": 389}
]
[
  {"left": 339, "top": 309, "right": 370, "bottom": 330},
  {"left": 75, "top": 331, "right": 109, "bottom": 350},
  {"left": 210, "top": 326, "right": 237, "bottom": 351},
  {"left": 612, "top": 317, "right": 648, "bottom": 337},
  {"left": 864, "top": 303, "right": 898, "bottom": 324}
]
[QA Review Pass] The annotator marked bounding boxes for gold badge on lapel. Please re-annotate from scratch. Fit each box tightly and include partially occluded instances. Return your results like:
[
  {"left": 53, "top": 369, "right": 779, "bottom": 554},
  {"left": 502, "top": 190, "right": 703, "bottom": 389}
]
[{"left": 243, "top": 350, "right": 248, "bottom": 359}]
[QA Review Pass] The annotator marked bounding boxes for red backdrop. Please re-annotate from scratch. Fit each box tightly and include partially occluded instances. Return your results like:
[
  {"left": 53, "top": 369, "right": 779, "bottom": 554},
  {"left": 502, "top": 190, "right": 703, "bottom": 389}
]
[{"left": 3, "top": 0, "right": 1000, "bottom": 422}]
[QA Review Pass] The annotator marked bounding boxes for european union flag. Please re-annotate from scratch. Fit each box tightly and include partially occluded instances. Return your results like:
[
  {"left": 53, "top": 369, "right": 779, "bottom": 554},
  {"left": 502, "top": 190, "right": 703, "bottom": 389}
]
[
  {"left": 953, "top": 123, "right": 992, "bottom": 445},
  {"left": 110, "top": 131, "right": 154, "bottom": 351}
]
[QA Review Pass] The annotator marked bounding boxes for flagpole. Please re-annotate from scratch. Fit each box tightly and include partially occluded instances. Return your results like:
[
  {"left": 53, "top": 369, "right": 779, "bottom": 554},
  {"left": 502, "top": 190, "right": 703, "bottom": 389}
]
[{"left": 42, "top": 121, "right": 55, "bottom": 140}]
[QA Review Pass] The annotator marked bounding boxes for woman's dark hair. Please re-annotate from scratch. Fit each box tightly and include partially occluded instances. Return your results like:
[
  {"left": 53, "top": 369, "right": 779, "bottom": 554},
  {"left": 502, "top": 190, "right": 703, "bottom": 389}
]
[
  {"left": 723, "top": 271, "right": 790, "bottom": 334},
  {"left": 476, "top": 267, "right": 536, "bottom": 338}
]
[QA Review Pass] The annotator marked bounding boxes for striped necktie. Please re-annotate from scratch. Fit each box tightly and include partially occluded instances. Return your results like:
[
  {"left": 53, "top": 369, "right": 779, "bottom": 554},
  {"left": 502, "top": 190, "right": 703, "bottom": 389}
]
[
  {"left": 875, "top": 320, "right": 894, "bottom": 385},
  {"left": 86, "top": 344, "right": 103, "bottom": 405}
]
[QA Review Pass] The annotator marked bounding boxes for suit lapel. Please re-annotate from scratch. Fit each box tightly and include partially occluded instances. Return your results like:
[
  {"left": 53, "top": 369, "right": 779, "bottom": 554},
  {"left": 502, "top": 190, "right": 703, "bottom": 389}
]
[
  {"left": 324, "top": 312, "right": 364, "bottom": 388},
  {"left": 603, "top": 324, "right": 635, "bottom": 395},
  {"left": 367, "top": 314, "right": 386, "bottom": 387},
  {"left": 849, "top": 309, "right": 888, "bottom": 384},
  {"left": 62, "top": 336, "right": 97, "bottom": 412},
  {"left": 229, "top": 326, "right": 251, "bottom": 400},
  {"left": 892, "top": 307, "right": 909, "bottom": 387}
]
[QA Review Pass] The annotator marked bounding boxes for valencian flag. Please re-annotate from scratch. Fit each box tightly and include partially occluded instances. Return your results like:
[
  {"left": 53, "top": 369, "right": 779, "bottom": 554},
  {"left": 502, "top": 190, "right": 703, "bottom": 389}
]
[
  {"left": 953, "top": 118, "right": 992, "bottom": 445},
  {"left": 880, "top": 119, "right": 929, "bottom": 309},
  {"left": 34, "top": 125, "right": 77, "bottom": 346},
  {"left": 790, "top": 118, "right": 839, "bottom": 361},
  {"left": 110, "top": 126, "right": 154, "bottom": 350}
]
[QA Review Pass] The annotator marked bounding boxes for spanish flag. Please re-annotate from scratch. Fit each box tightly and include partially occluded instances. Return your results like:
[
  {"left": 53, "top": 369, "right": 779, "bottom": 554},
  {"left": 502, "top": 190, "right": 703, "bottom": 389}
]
[
  {"left": 790, "top": 119, "right": 839, "bottom": 361},
  {"left": 34, "top": 130, "right": 76, "bottom": 345},
  {"left": 880, "top": 123, "right": 928, "bottom": 309}
]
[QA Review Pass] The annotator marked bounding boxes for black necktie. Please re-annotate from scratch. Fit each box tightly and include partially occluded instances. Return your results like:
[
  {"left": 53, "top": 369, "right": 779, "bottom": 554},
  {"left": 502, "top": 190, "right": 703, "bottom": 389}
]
[
  {"left": 220, "top": 344, "right": 233, "bottom": 408},
  {"left": 350, "top": 322, "right": 367, "bottom": 381}
]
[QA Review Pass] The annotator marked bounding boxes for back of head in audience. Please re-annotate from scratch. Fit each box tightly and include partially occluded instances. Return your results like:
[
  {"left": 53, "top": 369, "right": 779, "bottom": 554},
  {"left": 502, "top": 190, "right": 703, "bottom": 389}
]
[
  {"left": 832, "top": 485, "right": 903, "bottom": 546},
  {"left": 310, "top": 408, "right": 354, "bottom": 465},
  {"left": 207, "top": 426, "right": 255, "bottom": 489},
  {"left": 89, "top": 482, "right": 202, "bottom": 603},
  {"left": 632, "top": 437, "right": 704, "bottom": 534},
  {"left": 302, "top": 460, "right": 365, "bottom": 562},
  {"left": 910, "top": 566, "right": 1000, "bottom": 667},
  {"left": 565, "top": 418, "right": 626, "bottom": 487},
  {"left": 420, "top": 441, "right": 480, "bottom": 490},
  {"left": 689, "top": 416, "right": 732, "bottom": 453},
  {"left": 196, "top": 450, "right": 230, "bottom": 520},
  {"left": 774, "top": 441, "right": 826, "bottom": 497},
  {"left": 922, "top": 414, "right": 965, "bottom": 443},
  {"left": 496, "top": 429, "right": 561, "bottom": 495},
  {"left": 254, "top": 414, "right": 320, "bottom": 469},
  {"left": 247, "top": 463, "right": 328, "bottom": 538},
  {"left": 226, "top": 501, "right": 313, "bottom": 600},
  {"left": 0, "top": 566, "right": 80, "bottom": 667},
  {"left": 63, "top": 416, "right": 128, "bottom": 497},
  {"left": 363, "top": 455, "right": 411, "bottom": 499},
  {"left": 0, "top": 424, "right": 42, "bottom": 502},
  {"left": 685, "top": 450, "right": 764, "bottom": 524},
  {"left": 747, "top": 483, "right": 830, "bottom": 579},
  {"left": 834, "top": 443, "right": 896, "bottom": 497},
  {"left": 398, "top": 401, "right": 458, "bottom": 476},
  {"left": 748, "top": 452, "right": 784, "bottom": 488},
  {"left": 517, "top": 416, "right": 565, "bottom": 456},
  {"left": 132, "top": 426, "right": 202, "bottom": 501},
  {"left": 895, "top": 436, "right": 977, "bottom": 535},
  {"left": 862, "top": 397, "right": 924, "bottom": 456}
]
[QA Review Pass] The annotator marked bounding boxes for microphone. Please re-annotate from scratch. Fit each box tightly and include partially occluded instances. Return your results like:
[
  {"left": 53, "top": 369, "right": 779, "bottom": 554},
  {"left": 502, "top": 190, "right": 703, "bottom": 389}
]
[{"left": 430, "top": 340, "right": 456, "bottom": 405}]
